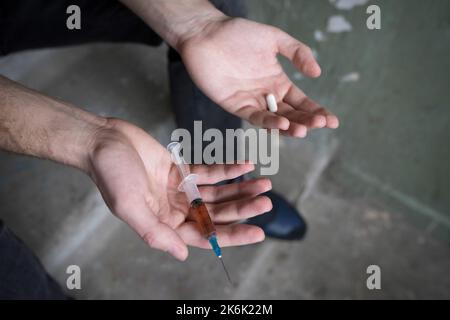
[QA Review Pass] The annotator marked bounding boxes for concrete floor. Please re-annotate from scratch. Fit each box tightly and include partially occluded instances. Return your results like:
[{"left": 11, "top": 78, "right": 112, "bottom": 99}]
[{"left": 1, "top": 0, "right": 449, "bottom": 299}]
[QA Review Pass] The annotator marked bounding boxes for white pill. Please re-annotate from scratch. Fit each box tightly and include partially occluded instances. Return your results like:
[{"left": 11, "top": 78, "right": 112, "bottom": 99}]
[{"left": 266, "top": 94, "right": 278, "bottom": 112}]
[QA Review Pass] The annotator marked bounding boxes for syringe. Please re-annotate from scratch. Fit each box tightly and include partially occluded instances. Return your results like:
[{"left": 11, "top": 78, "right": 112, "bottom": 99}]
[{"left": 167, "top": 142, "right": 232, "bottom": 284}]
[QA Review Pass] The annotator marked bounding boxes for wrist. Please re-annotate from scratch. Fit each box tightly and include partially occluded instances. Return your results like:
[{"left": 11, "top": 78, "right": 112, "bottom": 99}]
[
  {"left": 120, "top": 0, "right": 227, "bottom": 51},
  {"left": 171, "top": 9, "right": 227, "bottom": 51},
  {"left": 83, "top": 118, "right": 132, "bottom": 176},
  {"left": 57, "top": 112, "right": 109, "bottom": 174}
]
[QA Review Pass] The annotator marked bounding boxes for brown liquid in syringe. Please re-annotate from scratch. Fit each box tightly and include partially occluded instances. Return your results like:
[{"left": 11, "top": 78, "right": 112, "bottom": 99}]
[{"left": 190, "top": 198, "right": 216, "bottom": 238}]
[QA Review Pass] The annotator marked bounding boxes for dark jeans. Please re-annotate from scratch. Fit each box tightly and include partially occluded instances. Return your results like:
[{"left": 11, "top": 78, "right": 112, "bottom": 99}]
[{"left": 0, "top": 0, "right": 245, "bottom": 299}]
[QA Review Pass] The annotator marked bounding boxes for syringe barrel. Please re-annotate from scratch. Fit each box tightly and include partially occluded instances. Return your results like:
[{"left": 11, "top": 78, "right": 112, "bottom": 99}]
[
  {"left": 190, "top": 198, "right": 216, "bottom": 239},
  {"left": 167, "top": 142, "right": 216, "bottom": 239},
  {"left": 180, "top": 174, "right": 201, "bottom": 203}
]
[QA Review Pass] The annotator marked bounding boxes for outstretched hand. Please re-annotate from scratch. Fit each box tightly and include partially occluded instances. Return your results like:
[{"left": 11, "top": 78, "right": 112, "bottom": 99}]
[
  {"left": 179, "top": 17, "right": 339, "bottom": 137},
  {"left": 88, "top": 119, "right": 270, "bottom": 260}
]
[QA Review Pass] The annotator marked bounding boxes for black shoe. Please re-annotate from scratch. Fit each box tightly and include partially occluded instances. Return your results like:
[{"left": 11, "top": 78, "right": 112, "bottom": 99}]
[{"left": 247, "top": 191, "right": 307, "bottom": 240}]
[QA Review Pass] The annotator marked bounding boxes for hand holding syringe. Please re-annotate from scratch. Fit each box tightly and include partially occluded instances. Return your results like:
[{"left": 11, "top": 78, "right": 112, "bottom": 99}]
[{"left": 167, "top": 142, "right": 233, "bottom": 283}]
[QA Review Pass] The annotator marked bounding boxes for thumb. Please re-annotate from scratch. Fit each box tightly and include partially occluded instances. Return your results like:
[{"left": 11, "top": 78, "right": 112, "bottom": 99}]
[
  {"left": 142, "top": 222, "right": 189, "bottom": 261},
  {"left": 276, "top": 29, "right": 321, "bottom": 78},
  {"left": 115, "top": 196, "right": 189, "bottom": 261}
]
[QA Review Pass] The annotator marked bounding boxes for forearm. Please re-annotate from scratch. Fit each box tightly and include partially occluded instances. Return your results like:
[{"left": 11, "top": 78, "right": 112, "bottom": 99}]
[
  {"left": 119, "top": 0, "right": 226, "bottom": 49},
  {"left": 0, "top": 75, "right": 107, "bottom": 172}
]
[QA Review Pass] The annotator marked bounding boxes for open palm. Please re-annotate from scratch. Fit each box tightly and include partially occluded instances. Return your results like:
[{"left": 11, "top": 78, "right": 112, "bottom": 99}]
[
  {"left": 180, "top": 17, "right": 339, "bottom": 137},
  {"left": 88, "top": 119, "right": 270, "bottom": 260}
]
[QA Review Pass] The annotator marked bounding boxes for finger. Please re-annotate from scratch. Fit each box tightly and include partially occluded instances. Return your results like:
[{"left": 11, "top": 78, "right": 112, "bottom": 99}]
[
  {"left": 297, "top": 99, "right": 338, "bottom": 129},
  {"left": 280, "top": 123, "right": 308, "bottom": 138},
  {"left": 275, "top": 29, "right": 321, "bottom": 78},
  {"left": 267, "top": 100, "right": 308, "bottom": 136},
  {"left": 117, "top": 195, "right": 188, "bottom": 261},
  {"left": 191, "top": 163, "right": 255, "bottom": 185},
  {"left": 208, "top": 195, "right": 272, "bottom": 223},
  {"left": 277, "top": 102, "right": 326, "bottom": 129},
  {"left": 141, "top": 222, "right": 188, "bottom": 261},
  {"left": 198, "top": 178, "right": 272, "bottom": 203},
  {"left": 284, "top": 85, "right": 339, "bottom": 129},
  {"left": 177, "top": 222, "right": 265, "bottom": 249},
  {"left": 235, "top": 105, "right": 290, "bottom": 130}
]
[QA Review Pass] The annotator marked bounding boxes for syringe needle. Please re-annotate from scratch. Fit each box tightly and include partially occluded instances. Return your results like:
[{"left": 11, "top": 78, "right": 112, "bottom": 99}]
[{"left": 219, "top": 256, "right": 233, "bottom": 285}]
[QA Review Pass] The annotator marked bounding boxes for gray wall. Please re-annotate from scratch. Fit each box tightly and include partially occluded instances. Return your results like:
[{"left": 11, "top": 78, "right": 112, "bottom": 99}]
[{"left": 248, "top": 0, "right": 450, "bottom": 230}]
